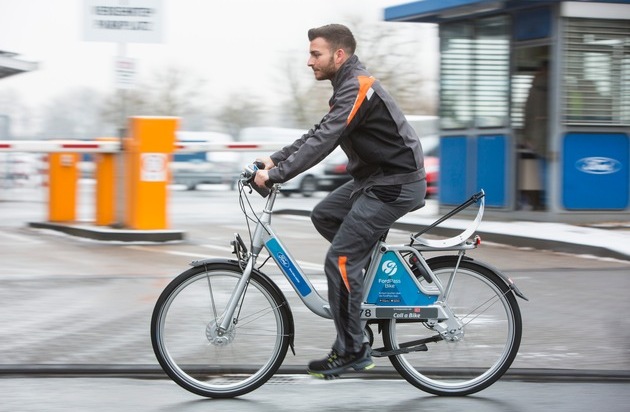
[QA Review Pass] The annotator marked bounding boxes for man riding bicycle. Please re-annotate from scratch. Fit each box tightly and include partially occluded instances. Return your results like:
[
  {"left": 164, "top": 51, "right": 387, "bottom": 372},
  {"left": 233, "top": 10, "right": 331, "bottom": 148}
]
[{"left": 254, "top": 23, "right": 426, "bottom": 378}]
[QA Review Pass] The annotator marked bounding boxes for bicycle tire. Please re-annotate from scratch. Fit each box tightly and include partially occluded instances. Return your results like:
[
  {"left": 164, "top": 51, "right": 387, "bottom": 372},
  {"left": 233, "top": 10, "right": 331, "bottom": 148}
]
[
  {"left": 151, "top": 262, "right": 293, "bottom": 398},
  {"left": 382, "top": 256, "right": 522, "bottom": 396}
]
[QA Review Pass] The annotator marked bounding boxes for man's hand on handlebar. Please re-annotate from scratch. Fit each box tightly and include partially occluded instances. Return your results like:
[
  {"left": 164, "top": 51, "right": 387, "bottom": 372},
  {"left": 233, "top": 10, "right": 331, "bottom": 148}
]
[
  {"left": 256, "top": 156, "right": 275, "bottom": 170},
  {"left": 254, "top": 168, "right": 270, "bottom": 189},
  {"left": 241, "top": 159, "right": 274, "bottom": 198},
  {"left": 253, "top": 156, "right": 274, "bottom": 191}
]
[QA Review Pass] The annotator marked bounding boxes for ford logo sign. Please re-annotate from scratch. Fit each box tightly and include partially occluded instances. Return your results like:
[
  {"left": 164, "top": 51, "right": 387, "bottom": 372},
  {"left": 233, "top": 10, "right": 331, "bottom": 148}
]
[
  {"left": 575, "top": 157, "right": 622, "bottom": 175},
  {"left": 277, "top": 252, "right": 290, "bottom": 268}
]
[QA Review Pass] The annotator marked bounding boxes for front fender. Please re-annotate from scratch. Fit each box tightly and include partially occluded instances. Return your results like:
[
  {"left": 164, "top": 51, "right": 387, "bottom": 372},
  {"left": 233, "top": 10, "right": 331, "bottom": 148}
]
[{"left": 190, "top": 257, "right": 241, "bottom": 268}]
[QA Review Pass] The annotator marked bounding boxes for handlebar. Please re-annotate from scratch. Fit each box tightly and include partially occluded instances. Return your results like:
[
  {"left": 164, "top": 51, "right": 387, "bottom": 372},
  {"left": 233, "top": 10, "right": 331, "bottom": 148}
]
[{"left": 240, "top": 161, "right": 272, "bottom": 198}]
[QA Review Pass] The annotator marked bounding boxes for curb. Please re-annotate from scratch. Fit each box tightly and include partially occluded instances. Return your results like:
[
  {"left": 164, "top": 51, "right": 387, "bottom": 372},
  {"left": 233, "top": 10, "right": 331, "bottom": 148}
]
[
  {"left": 28, "top": 221, "right": 185, "bottom": 243},
  {"left": 1, "top": 364, "right": 629, "bottom": 383}
]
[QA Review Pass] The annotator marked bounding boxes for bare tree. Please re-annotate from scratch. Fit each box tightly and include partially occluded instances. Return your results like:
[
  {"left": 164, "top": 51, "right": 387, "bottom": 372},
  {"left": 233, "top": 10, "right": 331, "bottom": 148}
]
[
  {"left": 146, "top": 65, "right": 207, "bottom": 120},
  {"left": 217, "top": 93, "right": 265, "bottom": 139},
  {"left": 352, "top": 19, "right": 437, "bottom": 115},
  {"left": 100, "top": 89, "right": 150, "bottom": 134},
  {"left": 100, "top": 64, "right": 210, "bottom": 133},
  {"left": 0, "top": 88, "right": 37, "bottom": 138},
  {"left": 279, "top": 58, "right": 330, "bottom": 128},
  {"left": 38, "top": 87, "right": 114, "bottom": 139}
]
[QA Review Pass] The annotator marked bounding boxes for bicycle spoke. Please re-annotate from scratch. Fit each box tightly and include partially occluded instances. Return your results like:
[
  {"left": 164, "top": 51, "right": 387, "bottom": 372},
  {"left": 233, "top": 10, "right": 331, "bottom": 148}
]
[{"left": 383, "top": 258, "right": 522, "bottom": 396}]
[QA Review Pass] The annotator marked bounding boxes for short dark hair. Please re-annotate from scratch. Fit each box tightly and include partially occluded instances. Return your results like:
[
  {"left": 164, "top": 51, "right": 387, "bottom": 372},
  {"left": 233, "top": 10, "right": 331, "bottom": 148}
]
[{"left": 308, "top": 24, "right": 356, "bottom": 56}]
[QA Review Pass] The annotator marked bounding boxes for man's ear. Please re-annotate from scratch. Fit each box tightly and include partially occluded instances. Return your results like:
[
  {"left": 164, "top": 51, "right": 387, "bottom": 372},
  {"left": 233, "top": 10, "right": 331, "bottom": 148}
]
[{"left": 334, "top": 48, "right": 346, "bottom": 65}]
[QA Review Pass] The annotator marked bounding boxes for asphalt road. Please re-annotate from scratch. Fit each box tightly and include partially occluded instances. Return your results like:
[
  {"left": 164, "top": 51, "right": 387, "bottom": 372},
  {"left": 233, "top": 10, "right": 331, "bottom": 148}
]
[
  {"left": 1, "top": 185, "right": 629, "bottom": 411},
  {"left": 2, "top": 376, "right": 629, "bottom": 412}
]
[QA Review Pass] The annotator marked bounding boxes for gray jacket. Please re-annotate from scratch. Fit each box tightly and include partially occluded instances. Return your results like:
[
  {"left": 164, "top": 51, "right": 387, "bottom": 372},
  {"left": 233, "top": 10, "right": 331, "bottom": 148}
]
[{"left": 268, "top": 55, "right": 425, "bottom": 195}]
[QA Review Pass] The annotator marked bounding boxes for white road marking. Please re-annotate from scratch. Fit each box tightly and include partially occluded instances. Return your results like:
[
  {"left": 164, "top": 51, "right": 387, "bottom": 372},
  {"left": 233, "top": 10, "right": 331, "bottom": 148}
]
[
  {"left": 125, "top": 245, "right": 223, "bottom": 259},
  {"left": 0, "top": 231, "right": 42, "bottom": 244}
]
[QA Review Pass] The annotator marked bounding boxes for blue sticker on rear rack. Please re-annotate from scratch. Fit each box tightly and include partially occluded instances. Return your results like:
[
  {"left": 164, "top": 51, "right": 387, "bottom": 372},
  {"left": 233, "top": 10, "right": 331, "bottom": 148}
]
[
  {"left": 366, "top": 251, "right": 437, "bottom": 306},
  {"left": 266, "top": 238, "right": 312, "bottom": 297}
]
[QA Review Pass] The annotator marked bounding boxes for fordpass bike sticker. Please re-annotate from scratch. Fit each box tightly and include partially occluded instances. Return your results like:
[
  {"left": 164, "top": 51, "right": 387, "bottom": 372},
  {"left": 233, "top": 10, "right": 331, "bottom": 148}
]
[{"left": 366, "top": 251, "right": 438, "bottom": 306}]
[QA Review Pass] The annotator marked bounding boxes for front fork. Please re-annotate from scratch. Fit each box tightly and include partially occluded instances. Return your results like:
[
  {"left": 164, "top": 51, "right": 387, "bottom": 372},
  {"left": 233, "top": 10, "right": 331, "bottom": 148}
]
[
  {"left": 215, "top": 233, "right": 257, "bottom": 335},
  {"left": 216, "top": 256, "right": 255, "bottom": 335}
]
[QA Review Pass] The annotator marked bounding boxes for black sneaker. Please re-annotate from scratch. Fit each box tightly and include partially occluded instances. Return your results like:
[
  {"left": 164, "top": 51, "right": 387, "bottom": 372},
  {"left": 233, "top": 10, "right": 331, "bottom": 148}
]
[{"left": 307, "top": 344, "right": 375, "bottom": 378}]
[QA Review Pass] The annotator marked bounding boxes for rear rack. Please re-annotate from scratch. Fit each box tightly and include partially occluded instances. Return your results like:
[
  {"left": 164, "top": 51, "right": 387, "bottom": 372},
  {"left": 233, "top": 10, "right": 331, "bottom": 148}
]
[{"left": 411, "top": 190, "right": 485, "bottom": 249}]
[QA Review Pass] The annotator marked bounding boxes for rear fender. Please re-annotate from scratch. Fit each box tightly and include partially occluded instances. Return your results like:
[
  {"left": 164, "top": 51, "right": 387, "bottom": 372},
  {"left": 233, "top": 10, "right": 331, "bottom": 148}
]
[{"left": 426, "top": 255, "right": 529, "bottom": 301}]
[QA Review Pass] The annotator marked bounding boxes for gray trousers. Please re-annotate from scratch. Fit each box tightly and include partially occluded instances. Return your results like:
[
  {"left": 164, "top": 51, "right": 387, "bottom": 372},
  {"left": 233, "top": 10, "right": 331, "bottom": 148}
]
[{"left": 310, "top": 179, "right": 426, "bottom": 355}]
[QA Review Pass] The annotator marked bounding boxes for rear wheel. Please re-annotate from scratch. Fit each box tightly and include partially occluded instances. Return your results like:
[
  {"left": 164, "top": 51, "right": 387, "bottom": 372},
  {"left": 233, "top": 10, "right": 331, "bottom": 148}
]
[
  {"left": 382, "top": 257, "right": 522, "bottom": 396},
  {"left": 151, "top": 263, "right": 292, "bottom": 398}
]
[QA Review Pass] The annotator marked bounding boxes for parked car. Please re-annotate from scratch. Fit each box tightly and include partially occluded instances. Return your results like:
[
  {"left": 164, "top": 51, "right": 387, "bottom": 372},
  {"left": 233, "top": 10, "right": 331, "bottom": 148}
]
[
  {"left": 234, "top": 122, "right": 438, "bottom": 198},
  {"left": 421, "top": 135, "right": 440, "bottom": 198},
  {"left": 171, "top": 131, "right": 239, "bottom": 190},
  {"left": 281, "top": 133, "right": 438, "bottom": 198},
  {"left": 0, "top": 152, "right": 44, "bottom": 187},
  {"left": 233, "top": 127, "right": 305, "bottom": 190},
  {"left": 281, "top": 147, "right": 351, "bottom": 197},
  {"left": 406, "top": 116, "right": 440, "bottom": 198}
]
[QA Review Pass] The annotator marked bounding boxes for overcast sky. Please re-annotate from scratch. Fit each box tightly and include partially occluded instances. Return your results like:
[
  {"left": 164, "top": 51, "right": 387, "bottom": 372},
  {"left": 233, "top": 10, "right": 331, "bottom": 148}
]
[{"left": 0, "top": 0, "right": 436, "bottom": 111}]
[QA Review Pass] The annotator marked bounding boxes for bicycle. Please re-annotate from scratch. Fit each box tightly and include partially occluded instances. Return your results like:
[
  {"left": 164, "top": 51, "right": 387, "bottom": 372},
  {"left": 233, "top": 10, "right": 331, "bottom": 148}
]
[{"left": 150, "top": 163, "right": 528, "bottom": 398}]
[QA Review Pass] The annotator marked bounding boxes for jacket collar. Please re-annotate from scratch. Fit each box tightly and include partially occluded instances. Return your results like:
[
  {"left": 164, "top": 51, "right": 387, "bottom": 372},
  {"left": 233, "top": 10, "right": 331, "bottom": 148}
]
[{"left": 331, "top": 54, "right": 361, "bottom": 90}]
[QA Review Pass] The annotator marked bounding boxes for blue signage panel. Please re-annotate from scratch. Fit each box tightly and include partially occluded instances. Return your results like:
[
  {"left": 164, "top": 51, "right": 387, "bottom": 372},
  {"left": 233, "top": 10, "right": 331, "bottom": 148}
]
[
  {"left": 439, "top": 136, "right": 469, "bottom": 205},
  {"left": 266, "top": 238, "right": 312, "bottom": 297},
  {"left": 562, "top": 133, "right": 629, "bottom": 210},
  {"left": 476, "top": 135, "right": 508, "bottom": 207}
]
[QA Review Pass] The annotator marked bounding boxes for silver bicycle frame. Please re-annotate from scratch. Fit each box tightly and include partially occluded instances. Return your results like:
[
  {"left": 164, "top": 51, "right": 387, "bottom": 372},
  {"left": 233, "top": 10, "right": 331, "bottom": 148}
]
[{"left": 218, "top": 184, "right": 486, "bottom": 333}]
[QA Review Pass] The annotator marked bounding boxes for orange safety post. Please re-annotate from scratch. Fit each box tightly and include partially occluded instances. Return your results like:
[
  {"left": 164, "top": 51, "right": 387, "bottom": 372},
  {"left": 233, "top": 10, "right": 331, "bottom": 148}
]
[
  {"left": 123, "top": 117, "right": 178, "bottom": 230},
  {"left": 94, "top": 138, "right": 118, "bottom": 226},
  {"left": 48, "top": 152, "right": 79, "bottom": 222}
]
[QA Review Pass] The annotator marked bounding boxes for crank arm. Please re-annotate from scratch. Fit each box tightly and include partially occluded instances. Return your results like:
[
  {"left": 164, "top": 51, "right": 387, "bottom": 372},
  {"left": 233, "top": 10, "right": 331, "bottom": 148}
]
[
  {"left": 372, "top": 344, "right": 427, "bottom": 357},
  {"left": 371, "top": 334, "right": 442, "bottom": 357}
]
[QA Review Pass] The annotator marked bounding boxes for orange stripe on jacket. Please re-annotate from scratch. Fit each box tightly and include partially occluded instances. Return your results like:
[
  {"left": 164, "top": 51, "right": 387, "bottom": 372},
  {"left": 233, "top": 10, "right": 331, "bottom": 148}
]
[
  {"left": 338, "top": 256, "right": 350, "bottom": 292},
  {"left": 347, "top": 76, "right": 375, "bottom": 125}
]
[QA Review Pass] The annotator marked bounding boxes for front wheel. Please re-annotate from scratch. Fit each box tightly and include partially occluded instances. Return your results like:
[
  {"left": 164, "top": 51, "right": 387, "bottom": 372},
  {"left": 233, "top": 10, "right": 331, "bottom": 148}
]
[
  {"left": 382, "top": 257, "right": 522, "bottom": 396},
  {"left": 151, "top": 262, "right": 293, "bottom": 398}
]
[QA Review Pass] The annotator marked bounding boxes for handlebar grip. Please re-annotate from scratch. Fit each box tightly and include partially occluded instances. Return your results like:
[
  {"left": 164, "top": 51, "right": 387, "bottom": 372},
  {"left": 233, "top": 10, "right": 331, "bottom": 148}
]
[
  {"left": 251, "top": 179, "right": 270, "bottom": 198},
  {"left": 243, "top": 162, "right": 270, "bottom": 198}
]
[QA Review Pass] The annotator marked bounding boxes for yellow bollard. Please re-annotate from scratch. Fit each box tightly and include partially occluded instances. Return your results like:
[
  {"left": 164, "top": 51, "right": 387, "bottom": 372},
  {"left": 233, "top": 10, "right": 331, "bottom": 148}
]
[
  {"left": 123, "top": 117, "right": 178, "bottom": 230},
  {"left": 48, "top": 152, "right": 79, "bottom": 222},
  {"left": 94, "top": 138, "right": 118, "bottom": 226}
]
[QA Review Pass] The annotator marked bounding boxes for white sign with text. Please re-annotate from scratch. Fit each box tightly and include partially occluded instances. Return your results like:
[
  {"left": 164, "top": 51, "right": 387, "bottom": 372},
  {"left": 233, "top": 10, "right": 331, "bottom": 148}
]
[
  {"left": 114, "top": 56, "right": 136, "bottom": 89},
  {"left": 83, "top": 0, "right": 163, "bottom": 44},
  {"left": 141, "top": 153, "right": 168, "bottom": 182}
]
